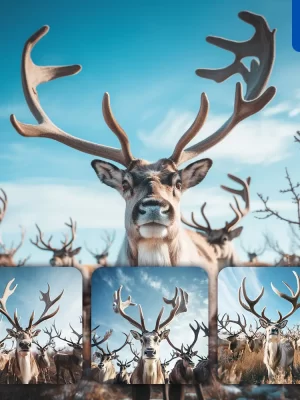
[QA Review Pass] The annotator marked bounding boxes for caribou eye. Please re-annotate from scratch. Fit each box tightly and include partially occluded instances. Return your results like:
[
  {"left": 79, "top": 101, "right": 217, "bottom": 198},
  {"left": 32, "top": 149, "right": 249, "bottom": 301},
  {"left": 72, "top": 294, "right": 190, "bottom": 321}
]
[
  {"left": 175, "top": 181, "right": 182, "bottom": 190},
  {"left": 122, "top": 181, "right": 131, "bottom": 192}
]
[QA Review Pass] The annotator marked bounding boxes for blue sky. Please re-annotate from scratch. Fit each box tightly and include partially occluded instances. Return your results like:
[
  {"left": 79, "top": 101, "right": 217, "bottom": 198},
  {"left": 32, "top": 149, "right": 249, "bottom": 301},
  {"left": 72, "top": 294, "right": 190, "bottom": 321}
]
[
  {"left": 91, "top": 267, "right": 208, "bottom": 370},
  {"left": 0, "top": 267, "right": 82, "bottom": 350},
  {"left": 0, "top": 0, "right": 300, "bottom": 264},
  {"left": 219, "top": 267, "right": 300, "bottom": 335}
]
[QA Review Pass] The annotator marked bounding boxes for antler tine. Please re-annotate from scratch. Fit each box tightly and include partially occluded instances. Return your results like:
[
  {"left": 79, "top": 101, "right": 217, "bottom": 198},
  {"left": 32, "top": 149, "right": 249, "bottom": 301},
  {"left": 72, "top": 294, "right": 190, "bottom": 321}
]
[
  {"left": 62, "top": 218, "right": 77, "bottom": 250},
  {"left": 271, "top": 271, "right": 300, "bottom": 322},
  {"left": 33, "top": 340, "right": 43, "bottom": 351},
  {"left": 84, "top": 241, "right": 97, "bottom": 257},
  {"left": 30, "top": 284, "right": 64, "bottom": 329},
  {"left": 170, "top": 93, "right": 209, "bottom": 164},
  {"left": 10, "top": 26, "right": 134, "bottom": 167},
  {"left": 156, "top": 288, "right": 188, "bottom": 332},
  {"left": 227, "top": 313, "right": 248, "bottom": 336},
  {"left": 187, "top": 320, "right": 201, "bottom": 352},
  {"left": 112, "top": 332, "right": 131, "bottom": 354},
  {"left": 129, "top": 341, "right": 140, "bottom": 361},
  {"left": 17, "top": 255, "right": 31, "bottom": 267},
  {"left": 174, "top": 12, "right": 276, "bottom": 166},
  {"left": 114, "top": 286, "right": 144, "bottom": 331},
  {"left": 30, "top": 224, "right": 57, "bottom": 251},
  {"left": 200, "top": 321, "right": 209, "bottom": 337},
  {"left": 218, "top": 313, "right": 234, "bottom": 335},
  {"left": 11, "top": 226, "right": 26, "bottom": 255},
  {"left": 239, "top": 277, "right": 270, "bottom": 322},
  {"left": 101, "top": 230, "right": 116, "bottom": 255},
  {"left": 0, "top": 189, "right": 8, "bottom": 224},
  {"left": 221, "top": 174, "right": 251, "bottom": 231},
  {"left": 91, "top": 329, "right": 113, "bottom": 347},
  {"left": 69, "top": 323, "right": 83, "bottom": 344},
  {"left": 181, "top": 203, "right": 212, "bottom": 233},
  {"left": 0, "top": 279, "right": 21, "bottom": 330},
  {"left": 295, "top": 131, "right": 300, "bottom": 143}
]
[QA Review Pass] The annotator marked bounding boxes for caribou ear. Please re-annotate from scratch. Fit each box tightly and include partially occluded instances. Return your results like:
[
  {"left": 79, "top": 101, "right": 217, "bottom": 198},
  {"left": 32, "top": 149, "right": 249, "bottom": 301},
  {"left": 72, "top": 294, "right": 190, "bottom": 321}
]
[
  {"left": 277, "top": 320, "right": 288, "bottom": 329},
  {"left": 32, "top": 329, "right": 41, "bottom": 338},
  {"left": 130, "top": 330, "right": 142, "bottom": 341},
  {"left": 91, "top": 160, "right": 124, "bottom": 193},
  {"left": 229, "top": 226, "right": 243, "bottom": 240},
  {"left": 159, "top": 329, "right": 170, "bottom": 341},
  {"left": 179, "top": 159, "right": 212, "bottom": 191},
  {"left": 70, "top": 247, "right": 81, "bottom": 256},
  {"left": 259, "top": 318, "right": 269, "bottom": 329},
  {"left": 6, "top": 329, "right": 17, "bottom": 338}
]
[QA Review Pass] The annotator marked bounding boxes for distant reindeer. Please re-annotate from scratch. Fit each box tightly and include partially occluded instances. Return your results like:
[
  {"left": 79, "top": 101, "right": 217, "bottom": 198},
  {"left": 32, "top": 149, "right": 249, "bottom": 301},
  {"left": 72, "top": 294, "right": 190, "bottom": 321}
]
[
  {"left": 0, "top": 334, "right": 11, "bottom": 371},
  {"left": 167, "top": 321, "right": 200, "bottom": 384},
  {"left": 239, "top": 272, "right": 300, "bottom": 382},
  {"left": 182, "top": 175, "right": 250, "bottom": 269},
  {"left": 91, "top": 333, "right": 130, "bottom": 383},
  {"left": 51, "top": 321, "right": 83, "bottom": 384},
  {"left": 264, "top": 234, "right": 300, "bottom": 266},
  {"left": 31, "top": 218, "right": 81, "bottom": 267},
  {"left": 85, "top": 231, "right": 115, "bottom": 266},
  {"left": 241, "top": 239, "right": 267, "bottom": 264},
  {"left": 115, "top": 353, "right": 137, "bottom": 384},
  {"left": 217, "top": 313, "right": 246, "bottom": 358},
  {"left": 0, "top": 227, "right": 30, "bottom": 267},
  {"left": 0, "top": 279, "right": 63, "bottom": 384},
  {"left": 160, "top": 351, "right": 178, "bottom": 384},
  {"left": 33, "top": 340, "right": 52, "bottom": 383}
]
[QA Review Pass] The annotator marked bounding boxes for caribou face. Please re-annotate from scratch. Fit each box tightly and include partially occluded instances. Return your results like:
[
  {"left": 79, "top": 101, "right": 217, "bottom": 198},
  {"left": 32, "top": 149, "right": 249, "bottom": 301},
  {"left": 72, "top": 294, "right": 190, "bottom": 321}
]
[
  {"left": 92, "top": 158, "right": 212, "bottom": 241},
  {"left": 49, "top": 247, "right": 81, "bottom": 266},
  {"left": 178, "top": 351, "right": 197, "bottom": 368},
  {"left": 96, "top": 352, "right": 115, "bottom": 371},
  {"left": 7, "top": 329, "right": 40, "bottom": 356},
  {"left": 130, "top": 329, "right": 170, "bottom": 361},
  {"left": 207, "top": 227, "right": 243, "bottom": 247},
  {"left": 260, "top": 318, "right": 287, "bottom": 343}
]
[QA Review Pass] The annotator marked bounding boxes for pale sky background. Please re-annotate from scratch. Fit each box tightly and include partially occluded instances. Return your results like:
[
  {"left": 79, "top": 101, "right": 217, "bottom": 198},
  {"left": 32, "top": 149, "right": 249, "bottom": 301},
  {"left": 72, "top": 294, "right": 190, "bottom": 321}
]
[
  {"left": 0, "top": 0, "right": 300, "bottom": 265},
  {"left": 0, "top": 267, "right": 82, "bottom": 351},
  {"left": 219, "top": 267, "right": 300, "bottom": 337},
  {"left": 91, "top": 267, "right": 208, "bottom": 371}
]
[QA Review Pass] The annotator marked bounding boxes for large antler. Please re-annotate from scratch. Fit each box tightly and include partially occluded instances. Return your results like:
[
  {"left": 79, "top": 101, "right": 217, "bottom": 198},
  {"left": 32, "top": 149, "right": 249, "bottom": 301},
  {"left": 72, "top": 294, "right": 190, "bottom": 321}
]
[
  {"left": 10, "top": 26, "right": 134, "bottom": 167},
  {"left": 27, "top": 284, "right": 64, "bottom": 330},
  {"left": 113, "top": 286, "right": 144, "bottom": 331},
  {"left": 155, "top": 287, "right": 189, "bottom": 332},
  {"left": 85, "top": 230, "right": 115, "bottom": 258},
  {"left": 0, "top": 279, "right": 21, "bottom": 330},
  {"left": 226, "top": 313, "right": 248, "bottom": 337},
  {"left": 170, "top": 11, "right": 276, "bottom": 165},
  {"left": 221, "top": 174, "right": 251, "bottom": 231},
  {"left": 271, "top": 271, "right": 300, "bottom": 322},
  {"left": 184, "top": 320, "right": 201, "bottom": 353},
  {"left": 0, "top": 189, "right": 8, "bottom": 224},
  {"left": 91, "top": 328, "right": 113, "bottom": 348},
  {"left": 239, "top": 277, "right": 271, "bottom": 322}
]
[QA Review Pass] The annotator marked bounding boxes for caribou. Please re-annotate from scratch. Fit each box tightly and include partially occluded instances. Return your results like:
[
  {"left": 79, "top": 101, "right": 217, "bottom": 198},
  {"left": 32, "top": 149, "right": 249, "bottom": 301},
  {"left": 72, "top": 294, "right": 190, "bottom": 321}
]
[
  {"left": 0, "top": 334, "right": 11, "bottom": 371},
  {"left": 33, "top": 339, "right": 52, "bottom": 383},
  {"left": 30, "top": 218, "right": 81, "bottom": 267},
  {"left": 0, "top": 227, "right": 30, "bottom": 267},
  {"left": 241, "top": 239, "right": 267, "bottom": 264},
  {"left": 0, "top": 279, "right": 63, "bottom": 384},
  {"left": 115, "top": 354, "right": 137, "bottom": 384},
  {"left": 160, "top": 352, "right": 178, "bottom": 384},
  {"left": 91, "top": 332, "right": 130, "bottom": 383},
  {"left": 182, "top": 175, "right": 250, "bottom": 269},
  {"left": 50, "top": 321, "right": 83, "bottom": 384},
  {"left": 85, "top": 231, "right": 115, "bottom": 266},
  {"left": 167, "top": 320, "right": 200, "bottom": 384},
  {"left": 113, "top": 285, "right": 188, "bottom": 384},
  {"left": 239, "top": 272, "right": 300, "bottom": 382}
]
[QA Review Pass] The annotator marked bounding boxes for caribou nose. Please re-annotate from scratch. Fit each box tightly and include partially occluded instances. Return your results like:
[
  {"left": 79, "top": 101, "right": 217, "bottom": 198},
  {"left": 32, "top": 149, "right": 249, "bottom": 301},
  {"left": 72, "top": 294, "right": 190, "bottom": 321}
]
[
  {"left": 99, "top": 363, "right": 104, "bottom": 369},
  {"left": 20, "top": 342, "right": 31, "bottom": 350},
  {"left": 144, "top": 348, "right": 156, "bottom": 358},
  {"left": 138, "top": 199, "right": 170, "bottom": 216}
]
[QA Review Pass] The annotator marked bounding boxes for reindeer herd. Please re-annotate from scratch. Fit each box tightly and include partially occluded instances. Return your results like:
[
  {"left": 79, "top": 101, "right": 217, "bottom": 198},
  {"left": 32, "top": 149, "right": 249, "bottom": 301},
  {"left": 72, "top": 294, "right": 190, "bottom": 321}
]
[
  {"left": 218, "top": 271, "right": 300, "bottom": 384},
  {"left": 0, "top": 279, "right": 83, "bottom": 384},
  {"left": 90, "top": 286, "right": 209, "bottom": 387}
]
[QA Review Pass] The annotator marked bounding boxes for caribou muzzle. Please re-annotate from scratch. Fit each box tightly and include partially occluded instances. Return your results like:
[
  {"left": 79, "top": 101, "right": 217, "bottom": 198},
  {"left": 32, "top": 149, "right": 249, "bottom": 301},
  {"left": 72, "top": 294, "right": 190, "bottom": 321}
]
[
  {"left": 133, "top": 197, "right": 174, "bottom": 239},
  {"left": 144, "top": 347, "right": 156, "bottom": 359},
  {"left": 19, "top": 341, "right": 31, "bottom": 352}
]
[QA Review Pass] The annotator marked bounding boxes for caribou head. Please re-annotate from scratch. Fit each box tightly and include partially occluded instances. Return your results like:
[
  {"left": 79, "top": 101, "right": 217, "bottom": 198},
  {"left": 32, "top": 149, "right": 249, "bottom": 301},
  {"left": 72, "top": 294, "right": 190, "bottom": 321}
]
[
  {"left": 31, "top": 218, "right": 81, "bottom": 267},
  {"left": 113, "top": 286, "right": 188, "bottom": 382},
  {"left": 239, "top": 272, "right": 300, "bottom": 344},
  {"left": 10, "top": 12, "right": 276, "bottom": 266}
]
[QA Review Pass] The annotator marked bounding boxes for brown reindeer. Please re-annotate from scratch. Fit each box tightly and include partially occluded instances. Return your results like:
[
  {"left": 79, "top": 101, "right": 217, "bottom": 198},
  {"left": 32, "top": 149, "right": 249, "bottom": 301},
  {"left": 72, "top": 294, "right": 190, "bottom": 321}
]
[
  {"left": 0, "top": 334, "right": 11, "bottom": 371},
  {"left": 91, "top": 332, "right": 130, "bottom": 383},
  {"left": 241, "top": 238, "right": 267, "bottom": 264},
  {"left": 0, "top": 279, "right": 63, "bottom": 384},
  {"left": 0, "top": 227, "right": 30, "bottom": 267},
  {"left": 115, "top": 353, "right": 137, "bottom": 384},
  {"left": 51, "top": 321, "right": 83, "bottom": 384},
  {"left": 85, "top": 231, "right": 115, "bottom": 266},
  {"left": 182, "top": 175, "right": 250, "bottom": 269},
  {"left": 167, "top": 320, "right": 200, "bottom": 384},
  {"left": 30, "top": 218, "right": 81, "bottom": 267},
  {"left": 160, "top": 351, "right": 178, "bottom": 384}
]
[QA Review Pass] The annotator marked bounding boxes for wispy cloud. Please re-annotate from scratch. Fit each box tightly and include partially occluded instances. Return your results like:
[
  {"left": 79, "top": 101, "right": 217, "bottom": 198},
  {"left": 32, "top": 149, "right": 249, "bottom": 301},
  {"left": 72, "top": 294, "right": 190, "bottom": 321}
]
[{"left": 138, "top": 112, "right": 297, "bottom": 165}]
